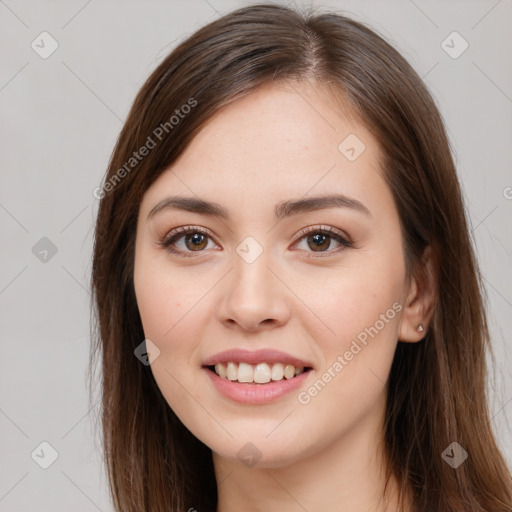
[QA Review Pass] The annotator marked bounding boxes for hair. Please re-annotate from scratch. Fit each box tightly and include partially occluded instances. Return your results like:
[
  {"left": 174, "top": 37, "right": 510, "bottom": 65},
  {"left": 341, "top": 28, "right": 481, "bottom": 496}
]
[{"left": 89, "top": 3, "right": 512, "bottom": 511}]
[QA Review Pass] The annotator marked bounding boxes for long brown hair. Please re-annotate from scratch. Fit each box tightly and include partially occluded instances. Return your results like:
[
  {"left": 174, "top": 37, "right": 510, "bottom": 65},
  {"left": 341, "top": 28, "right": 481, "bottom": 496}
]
[{"left": 89, "top": 4, "right": 512, "bottom": 511}]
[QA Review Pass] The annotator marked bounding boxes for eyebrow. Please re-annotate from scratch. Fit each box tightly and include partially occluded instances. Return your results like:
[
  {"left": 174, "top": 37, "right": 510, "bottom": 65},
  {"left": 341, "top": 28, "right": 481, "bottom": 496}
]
[{"left": 147, "top": 193, "right": 372, "bottom": 222}]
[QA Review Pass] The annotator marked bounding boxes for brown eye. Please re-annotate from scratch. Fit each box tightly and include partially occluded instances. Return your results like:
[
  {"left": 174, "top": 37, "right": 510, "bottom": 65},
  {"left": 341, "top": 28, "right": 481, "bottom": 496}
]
[
  {"left": 183, "top": 232, "right": 208, "bottom": 251},
  {"left": 294, "top": 226, "right": 352, "bottom": 257},
  {"left": 159, "top": 226, "right": 217, "bottom": 257},
  {"left": 306, "top": 232, "right": 332, "bottom": 252},
  {"left": 159, "top": 224, "right": 352, "bottom": 259}
]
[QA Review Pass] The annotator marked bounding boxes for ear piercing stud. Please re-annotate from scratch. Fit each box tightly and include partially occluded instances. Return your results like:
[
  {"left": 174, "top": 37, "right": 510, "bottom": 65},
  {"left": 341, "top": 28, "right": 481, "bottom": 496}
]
[{"left": 417, "top": 324, "right": 424, "bottom": 332}]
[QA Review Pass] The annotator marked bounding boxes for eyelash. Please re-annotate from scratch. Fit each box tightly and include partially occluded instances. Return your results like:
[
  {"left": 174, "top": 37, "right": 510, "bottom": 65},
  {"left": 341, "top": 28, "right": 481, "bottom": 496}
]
[{"left": 158, "top": 225, "right": 353, "bottom": 259}]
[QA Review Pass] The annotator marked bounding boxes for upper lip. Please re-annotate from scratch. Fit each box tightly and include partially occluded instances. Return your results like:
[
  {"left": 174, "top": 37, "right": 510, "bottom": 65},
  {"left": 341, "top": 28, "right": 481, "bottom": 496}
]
[{"left": 203, "top": 349, "right": 314, "bottom": 369}]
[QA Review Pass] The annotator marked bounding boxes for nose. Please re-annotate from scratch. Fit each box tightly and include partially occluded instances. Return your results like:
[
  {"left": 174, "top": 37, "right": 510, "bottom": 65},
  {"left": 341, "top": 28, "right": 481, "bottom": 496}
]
[{"left": 217, "top": 249, "right": 291, "bottom": 333}]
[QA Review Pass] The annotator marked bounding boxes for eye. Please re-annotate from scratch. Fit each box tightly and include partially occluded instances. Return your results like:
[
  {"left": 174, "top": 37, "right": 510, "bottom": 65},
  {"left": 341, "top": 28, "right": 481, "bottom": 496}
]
[
  {"left": 158, "top": 224, "right": 353, "bottom": 258},
  {"left": 292, "top": 225, "right": 353, "bottom": 257},
  {"left": 158, "top": 226, "right": 218, "bottom": 258}
]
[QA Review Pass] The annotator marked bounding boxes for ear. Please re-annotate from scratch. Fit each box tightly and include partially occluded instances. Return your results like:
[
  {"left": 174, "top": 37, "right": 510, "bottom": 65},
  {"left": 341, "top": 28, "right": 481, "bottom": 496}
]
[{"left": 398, "top": 245, "right": 437, "bottom": 343}]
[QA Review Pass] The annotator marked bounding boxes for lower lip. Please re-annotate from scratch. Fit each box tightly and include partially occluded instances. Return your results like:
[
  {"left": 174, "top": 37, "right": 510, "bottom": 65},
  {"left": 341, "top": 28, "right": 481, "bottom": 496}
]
[{"left": 203, "top": 367, "right": 312, "bottom": 404}]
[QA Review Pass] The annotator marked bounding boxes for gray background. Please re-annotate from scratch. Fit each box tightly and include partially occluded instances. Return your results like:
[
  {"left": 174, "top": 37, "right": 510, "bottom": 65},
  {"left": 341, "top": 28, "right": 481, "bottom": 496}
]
[{"left": 1, "top": 0, "right": 511, "bottom": 510}]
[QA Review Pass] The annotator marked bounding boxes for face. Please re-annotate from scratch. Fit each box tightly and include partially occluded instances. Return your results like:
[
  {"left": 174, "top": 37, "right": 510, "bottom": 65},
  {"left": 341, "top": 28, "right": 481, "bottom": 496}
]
[{"left": 133, "top": 80, "right": 410, "bottom": 468}]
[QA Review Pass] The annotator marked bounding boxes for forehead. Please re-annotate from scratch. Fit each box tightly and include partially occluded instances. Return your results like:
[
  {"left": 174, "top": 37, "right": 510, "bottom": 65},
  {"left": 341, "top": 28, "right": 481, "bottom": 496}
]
[
  {"left": 140, "top": 81, "right": 390, "bottom": 220},
  {"left": 174, "top": 80, "right": 374, "bottom": 170}
]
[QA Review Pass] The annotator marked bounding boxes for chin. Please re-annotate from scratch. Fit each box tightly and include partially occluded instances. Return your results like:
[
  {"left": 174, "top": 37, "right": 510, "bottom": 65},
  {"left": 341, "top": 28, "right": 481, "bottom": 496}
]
[{"left": 204, "top": 427, "right": 320, "bottom": 469}]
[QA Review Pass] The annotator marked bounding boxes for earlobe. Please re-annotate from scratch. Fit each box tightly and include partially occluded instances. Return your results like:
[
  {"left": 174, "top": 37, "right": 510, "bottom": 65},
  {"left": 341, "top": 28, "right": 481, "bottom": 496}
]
[{"left": 398, "top": 245, "right": 437, "bottom": 343}]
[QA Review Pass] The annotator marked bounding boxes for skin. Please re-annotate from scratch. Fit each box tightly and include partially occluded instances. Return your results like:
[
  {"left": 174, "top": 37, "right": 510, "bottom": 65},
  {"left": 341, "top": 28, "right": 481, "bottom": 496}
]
[{"left": 133, "top": 80, "right": 436, "bottom": 512}]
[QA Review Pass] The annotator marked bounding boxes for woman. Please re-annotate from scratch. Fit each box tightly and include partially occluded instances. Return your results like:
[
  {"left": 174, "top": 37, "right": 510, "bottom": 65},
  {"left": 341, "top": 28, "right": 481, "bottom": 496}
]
[{"left": 89, "top": 3, "right": 512, "bottom": 511}]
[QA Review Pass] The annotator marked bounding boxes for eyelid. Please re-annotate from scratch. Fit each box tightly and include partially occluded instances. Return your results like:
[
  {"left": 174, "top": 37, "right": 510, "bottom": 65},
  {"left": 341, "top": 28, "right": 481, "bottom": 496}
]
[
  {"left": 293, "top": 224, "right": 350, "bottom": 244},
  {"left": 164, "top": 224, "right": 217, "bottom": 241},
  {"left": 290, "top": 224, "right": 353, "bottom": 257},
  {"left": 159, "top": 224, "right": 353, "bottom": 257},
  {"left": 158, "top": 225, "right": 220, "bottom": 258}
]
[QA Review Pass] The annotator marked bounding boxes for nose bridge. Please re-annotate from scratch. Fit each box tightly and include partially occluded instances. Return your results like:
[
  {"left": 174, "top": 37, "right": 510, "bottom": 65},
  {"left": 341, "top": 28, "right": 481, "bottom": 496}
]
[
  {"left": 232, "top": 237, "right": 275, "bottom": 301},
  {"left": 219, "top": 235, "right": 289, "bottom": 330}
]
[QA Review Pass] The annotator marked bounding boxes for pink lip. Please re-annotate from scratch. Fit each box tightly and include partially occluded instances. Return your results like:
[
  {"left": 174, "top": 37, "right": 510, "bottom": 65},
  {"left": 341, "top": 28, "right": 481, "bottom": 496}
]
[
  {"left": 203, "top": 367, "right": 313, "bottom": 404},
  {"left": 202, "top": 348, "right": 313, "bottom": 368}
]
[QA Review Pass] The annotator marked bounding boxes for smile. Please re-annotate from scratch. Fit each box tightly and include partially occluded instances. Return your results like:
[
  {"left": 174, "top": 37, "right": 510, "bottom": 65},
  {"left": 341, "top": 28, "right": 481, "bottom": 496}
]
[
  {"left": 210, "top": 362, "right": 309, "bottom": 384},
  {"left": 202, "top": 348, "right": 314, "bottom": 404}
]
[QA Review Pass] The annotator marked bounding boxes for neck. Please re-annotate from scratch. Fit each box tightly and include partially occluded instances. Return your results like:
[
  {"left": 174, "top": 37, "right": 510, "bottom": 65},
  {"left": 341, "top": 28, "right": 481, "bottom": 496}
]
[{"left": 213, "top": 396, "right": 408, "bottom": 512}]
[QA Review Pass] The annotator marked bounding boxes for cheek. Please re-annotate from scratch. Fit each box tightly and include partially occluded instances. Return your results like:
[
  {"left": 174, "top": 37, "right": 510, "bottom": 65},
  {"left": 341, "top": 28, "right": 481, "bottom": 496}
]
[
  {"left": 299, "top": 249, "right": 404, "bottom": 408},
  {"left": 133, "top": 261, "right": 208, "bottom": 420},
  {"left": 133, "top": 268, "right": 174, "bottom": 340},
  {"left": 134, "top": 252, "right": 201, "bottom": 341},
  {"left": 133, "top": 255, "right": 218, "bottom": 400},
  {"left": 312, "top": 256, "right": 403, "bottom": 344},
  {"left": 291, "top": 270, "right": 403, "bottom": 442}
]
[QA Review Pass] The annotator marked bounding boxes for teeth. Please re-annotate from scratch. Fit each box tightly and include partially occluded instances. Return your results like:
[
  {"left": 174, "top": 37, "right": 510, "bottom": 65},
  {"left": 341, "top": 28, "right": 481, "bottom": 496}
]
[
  {"left": 217, "top": 362, "right": 227, "bottom": 379},
  {"left": 226, "top": 362, "right": 237, "bottom": 381},
  {"left": 284, "top": 364, "right": 295, "bottom": 379},
  {"left": 214, "top": 362, "right": 306, "bottom": 383},
  {"left": 254, "top": 363, "right": 271, "bottom": 383},
  {"left": 271, "top": 362, "right": 284, "bottom": 381},
  {"left": 238, "top": 363, "right": 253, "bottom": 383}
]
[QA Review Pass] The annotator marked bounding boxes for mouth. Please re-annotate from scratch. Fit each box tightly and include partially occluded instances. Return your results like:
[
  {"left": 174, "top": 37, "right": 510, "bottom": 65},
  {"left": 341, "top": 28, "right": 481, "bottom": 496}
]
[
  {"left": 204, "top": 362, "right": 314, "bottom": 385},
  {"left": 202, "top": 349, "right": 315, "bottom": 403}
]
